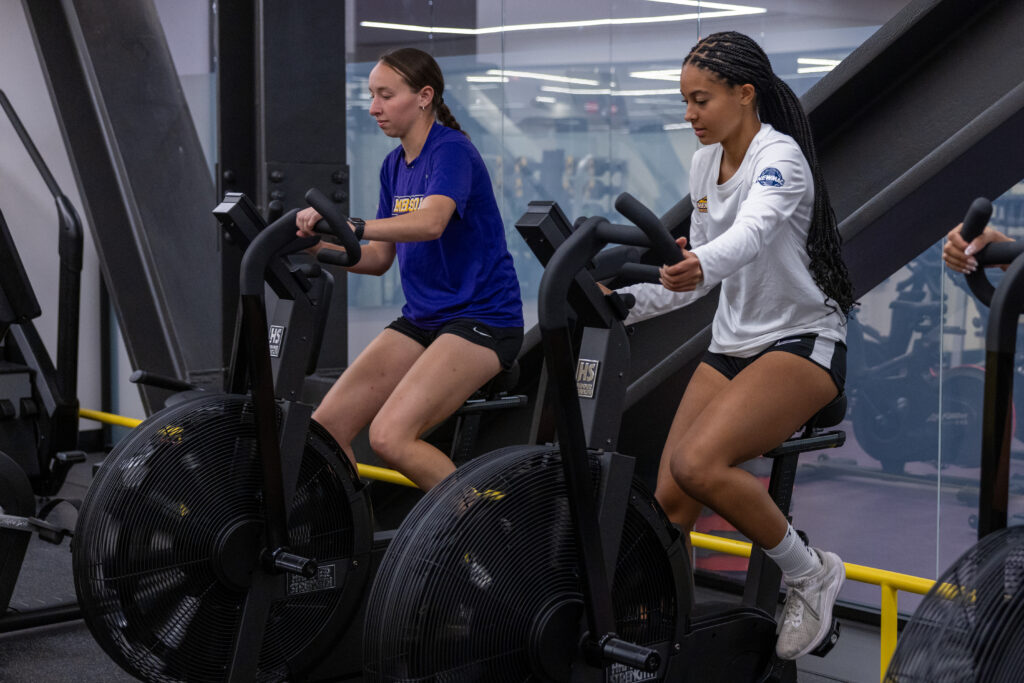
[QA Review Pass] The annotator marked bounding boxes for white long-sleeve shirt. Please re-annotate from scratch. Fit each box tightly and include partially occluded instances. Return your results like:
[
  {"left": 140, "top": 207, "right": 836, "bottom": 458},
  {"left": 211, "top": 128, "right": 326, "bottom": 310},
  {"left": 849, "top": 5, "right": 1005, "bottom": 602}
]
[{"left": 622, "top": 123, "right": 846, "bottom": 356}]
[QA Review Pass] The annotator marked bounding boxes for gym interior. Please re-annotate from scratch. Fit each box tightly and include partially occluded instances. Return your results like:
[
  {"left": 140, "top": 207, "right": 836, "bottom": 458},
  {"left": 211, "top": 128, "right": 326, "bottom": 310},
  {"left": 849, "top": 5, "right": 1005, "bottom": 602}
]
[{"left": 2, "top": 0, "right": 1024, "bottom": 681}]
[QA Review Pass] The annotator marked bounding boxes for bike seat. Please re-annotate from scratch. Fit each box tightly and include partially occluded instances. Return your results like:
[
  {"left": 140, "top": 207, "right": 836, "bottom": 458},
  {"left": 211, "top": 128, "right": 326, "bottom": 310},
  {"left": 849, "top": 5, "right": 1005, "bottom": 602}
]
[
  {"left": 804, "top": 393, "right": 847, "bottom": 430},
  {"left": 481, "top": 361, "right": 520, "bottom": 397}
]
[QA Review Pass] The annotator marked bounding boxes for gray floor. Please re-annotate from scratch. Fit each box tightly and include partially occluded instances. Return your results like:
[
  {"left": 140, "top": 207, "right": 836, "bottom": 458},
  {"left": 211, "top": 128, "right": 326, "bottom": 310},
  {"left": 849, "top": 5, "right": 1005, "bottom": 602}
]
[{"left": 0, "top": 458, "right": 881, "bottom": 682}]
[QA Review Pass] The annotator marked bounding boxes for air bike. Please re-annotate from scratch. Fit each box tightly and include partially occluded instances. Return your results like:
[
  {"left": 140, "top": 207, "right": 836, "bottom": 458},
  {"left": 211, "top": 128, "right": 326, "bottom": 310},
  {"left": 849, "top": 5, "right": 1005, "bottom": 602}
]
[
  {"left": 71, "top": 186, "right": 843, "bottom": 681},
  {"left": 70, "top": 181, "right": 522, "bottom": 681},
  {"left": 362, "top": 192, "right": 844, "bottom": 682},
  {"left": 886, "top": 198, "right": 1024, "bottom": 680},
  {"left": 71, "top": 189, "right": 374, "bottom": 682}
]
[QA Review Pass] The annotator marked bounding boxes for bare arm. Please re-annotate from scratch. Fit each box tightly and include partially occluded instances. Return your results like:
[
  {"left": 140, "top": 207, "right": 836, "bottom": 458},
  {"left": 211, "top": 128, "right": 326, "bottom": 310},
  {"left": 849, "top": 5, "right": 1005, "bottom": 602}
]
[
  {"left": 318, "top": 240, "right": 396, "bottom": 276},
  {"left": 296, "top": 194, "right": 456, "bottom": 243}
]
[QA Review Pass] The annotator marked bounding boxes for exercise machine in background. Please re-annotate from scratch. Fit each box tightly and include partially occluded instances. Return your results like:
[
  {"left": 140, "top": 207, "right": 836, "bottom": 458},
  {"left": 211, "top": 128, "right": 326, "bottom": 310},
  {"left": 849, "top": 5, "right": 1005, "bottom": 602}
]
[
  {"left": 0, "top": 90, "right": 86, "bottom": 628},
  {"left": 886, "top": 198, "right": 1024, "bottom": 680}
]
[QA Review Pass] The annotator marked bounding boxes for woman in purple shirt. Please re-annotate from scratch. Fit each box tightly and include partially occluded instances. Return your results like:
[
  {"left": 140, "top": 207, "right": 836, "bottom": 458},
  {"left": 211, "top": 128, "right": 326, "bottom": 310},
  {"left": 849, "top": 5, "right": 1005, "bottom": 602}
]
[{"left": 296, "top": 48, "right": 523, "bottom": 491}]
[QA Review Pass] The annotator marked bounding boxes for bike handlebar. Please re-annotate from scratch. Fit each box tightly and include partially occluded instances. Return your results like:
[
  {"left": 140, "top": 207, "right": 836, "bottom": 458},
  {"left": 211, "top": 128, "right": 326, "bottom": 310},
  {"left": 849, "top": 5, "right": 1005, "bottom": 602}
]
[
  {"left": 539, "top": 192, "right": 679, "bottom": 330},
  {"left": 615, "top": 192, "right": 684, "bottom": 265},
  {"left": 961, "top": 197, "right": 1024, "bottom": 307},
  {"left": 305, "top": 188, "right": 362, "bottom": 267}
]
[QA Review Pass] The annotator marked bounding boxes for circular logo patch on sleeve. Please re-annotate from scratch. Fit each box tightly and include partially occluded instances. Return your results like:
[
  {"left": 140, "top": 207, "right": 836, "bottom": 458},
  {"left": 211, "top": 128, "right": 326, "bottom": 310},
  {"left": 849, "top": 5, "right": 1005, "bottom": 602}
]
[{"left": 757, "top": 167, "right": 785, "bottom": 187}]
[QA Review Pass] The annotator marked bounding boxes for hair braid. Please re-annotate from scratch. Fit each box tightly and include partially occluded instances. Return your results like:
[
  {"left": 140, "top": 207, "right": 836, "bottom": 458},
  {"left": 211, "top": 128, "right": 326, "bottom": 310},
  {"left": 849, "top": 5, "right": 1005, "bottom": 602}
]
[
  {"left": 434, "top": 98, "right": 468, "bottom": 138},
  {"left": 684, "top": 32, "right": 855, "bottom": 315}
]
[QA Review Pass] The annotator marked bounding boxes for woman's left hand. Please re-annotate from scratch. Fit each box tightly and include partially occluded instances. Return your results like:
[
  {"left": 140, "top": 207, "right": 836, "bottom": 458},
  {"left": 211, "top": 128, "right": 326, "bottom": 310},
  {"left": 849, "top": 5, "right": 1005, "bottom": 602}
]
[
  {"left": 296, "top": 207, "right": 324, "bottom": 238},
  {"left": 659, "top": 236, "right": 703, "bottom": 292}
]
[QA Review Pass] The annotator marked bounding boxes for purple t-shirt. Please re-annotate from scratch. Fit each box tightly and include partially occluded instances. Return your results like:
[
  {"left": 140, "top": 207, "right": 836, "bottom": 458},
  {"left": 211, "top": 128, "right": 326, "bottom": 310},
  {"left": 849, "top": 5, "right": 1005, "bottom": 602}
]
[{"left": 377, "top": 123, "right": 523, "bottom": 328}]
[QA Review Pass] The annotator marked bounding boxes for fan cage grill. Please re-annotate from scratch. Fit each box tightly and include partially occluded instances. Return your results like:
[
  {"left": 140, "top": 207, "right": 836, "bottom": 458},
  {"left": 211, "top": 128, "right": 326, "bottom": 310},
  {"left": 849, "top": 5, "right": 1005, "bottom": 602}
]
[
  {"left": 73, "top": 396, "right": 360, "bottom": 683},
  {"left": 885, "top": 526, "right": 1024, "bottom": 682},
  {"left": 364, "top": 444, "right": 679, "bottom": 682}
]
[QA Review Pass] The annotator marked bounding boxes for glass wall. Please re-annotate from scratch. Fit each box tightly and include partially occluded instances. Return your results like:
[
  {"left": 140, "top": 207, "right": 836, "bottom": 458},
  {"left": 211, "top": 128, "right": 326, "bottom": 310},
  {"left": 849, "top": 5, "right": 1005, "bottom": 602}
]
[
  {"left": 340, "top": 0, "right": 1024, "bottom": 617},
  {"left": 792, "top": 181, "right": 1024, "bottom": 612},
  {"left": 346, "top": 0, "right": 906, "bottom": 353}
]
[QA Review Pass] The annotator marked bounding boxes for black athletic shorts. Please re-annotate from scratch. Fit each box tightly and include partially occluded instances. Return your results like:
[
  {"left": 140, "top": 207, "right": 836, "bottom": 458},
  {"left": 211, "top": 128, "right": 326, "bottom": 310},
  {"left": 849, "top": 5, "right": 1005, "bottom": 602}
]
[
  {"left": 386, "top": 316, "right": 524, "bottom": 370},
  {"left": 701, "top": 333, "right": 846, "bottom": 392}
]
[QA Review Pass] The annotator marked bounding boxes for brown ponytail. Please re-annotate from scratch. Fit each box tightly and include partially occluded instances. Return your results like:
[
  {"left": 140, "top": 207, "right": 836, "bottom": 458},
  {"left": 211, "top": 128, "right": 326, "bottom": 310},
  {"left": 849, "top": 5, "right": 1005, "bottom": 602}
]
[
  {"left": 379, "top": 47, "right": 469, "bottom": 138},
  {"left": 435, "top": 98, "right": 466, "bottom": 137}
]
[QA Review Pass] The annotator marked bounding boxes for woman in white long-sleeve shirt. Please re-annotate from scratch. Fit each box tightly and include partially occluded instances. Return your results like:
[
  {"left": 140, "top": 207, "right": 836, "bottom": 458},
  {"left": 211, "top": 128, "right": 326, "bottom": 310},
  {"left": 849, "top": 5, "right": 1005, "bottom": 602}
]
[{"left": 619, "top": 31, "right": 856, "bottom": 661}]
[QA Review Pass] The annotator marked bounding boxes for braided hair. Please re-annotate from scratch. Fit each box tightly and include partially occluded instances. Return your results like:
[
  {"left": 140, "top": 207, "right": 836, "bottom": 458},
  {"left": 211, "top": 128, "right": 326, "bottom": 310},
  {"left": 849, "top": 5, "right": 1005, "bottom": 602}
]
[
  {"left": 684, "top": 31, "right": 855, "bottom": 315},
  {"left": 379, "top": 47, "right": 468, "bottom": 138}
]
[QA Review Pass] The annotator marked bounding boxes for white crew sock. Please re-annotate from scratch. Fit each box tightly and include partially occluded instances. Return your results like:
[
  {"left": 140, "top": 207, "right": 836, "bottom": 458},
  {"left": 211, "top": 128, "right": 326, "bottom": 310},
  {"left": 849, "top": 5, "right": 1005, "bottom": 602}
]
[{"left": 764, "top": 524, "right": 821, "bottom": 582}]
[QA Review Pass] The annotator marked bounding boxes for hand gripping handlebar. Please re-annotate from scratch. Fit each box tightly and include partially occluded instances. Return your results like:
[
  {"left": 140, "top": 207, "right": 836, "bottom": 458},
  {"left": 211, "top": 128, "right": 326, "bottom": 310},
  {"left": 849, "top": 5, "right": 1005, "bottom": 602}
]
[{"left": 305, "top": 188, "right": 362, "bottom": 268}]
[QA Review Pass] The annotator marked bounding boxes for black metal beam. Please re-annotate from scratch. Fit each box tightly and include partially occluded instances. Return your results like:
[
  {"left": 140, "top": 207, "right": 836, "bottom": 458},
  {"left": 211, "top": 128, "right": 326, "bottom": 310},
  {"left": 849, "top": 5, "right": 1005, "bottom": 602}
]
[
  {"left": 23, "top": 0, "right": 221, "bottom": 413},
  {"left": 256, "top": 0, "right": 350, "bottom": 374}
]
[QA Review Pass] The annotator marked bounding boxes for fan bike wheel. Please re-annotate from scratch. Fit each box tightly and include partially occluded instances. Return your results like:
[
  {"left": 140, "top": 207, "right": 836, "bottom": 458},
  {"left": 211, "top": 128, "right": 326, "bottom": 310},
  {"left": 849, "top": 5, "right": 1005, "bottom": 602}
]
[
  {"left": 885, "top": 526, "right": 1024, "bottom": 682},
  {"left": 364, "top": 444, "right": 686, "bottom": 682},
  {"left": 72, "top": 394, "right": 372, "bottom": 682}
]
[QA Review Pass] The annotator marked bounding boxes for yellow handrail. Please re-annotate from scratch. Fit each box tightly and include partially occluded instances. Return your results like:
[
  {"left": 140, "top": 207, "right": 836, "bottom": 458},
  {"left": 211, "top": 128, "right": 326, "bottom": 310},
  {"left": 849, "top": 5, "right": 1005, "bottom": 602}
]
[
  {"left": 78, "top": 409, "right": 418, "bottom": 487},
  {"left": 81, "top": 406, "right": 934, "bottom": 680},
  {"left": 79, "top": 408, "right": 142, "bottom": 429},
  {"left": 690, "top": 531, "right": 935, "bottom": 681},
  {"left": 356, "top": 463, "right": 416, "bottom": 488}
]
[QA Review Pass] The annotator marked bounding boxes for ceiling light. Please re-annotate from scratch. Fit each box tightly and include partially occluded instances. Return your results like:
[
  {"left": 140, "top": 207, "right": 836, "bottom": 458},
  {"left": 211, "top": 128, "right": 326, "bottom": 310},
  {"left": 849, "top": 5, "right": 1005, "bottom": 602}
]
[
  {"left": 360, "top": 3, "right": 765, "bottom": 36},
  {"left": 486, "top": 69, "right": 600, "bottom": 86},
  {"left": 647, "top": 0, "right": 760, "bottom": 8},
  {"left": 466, "top": 76, "right": 509, "bottom": 83},
  {"left": 796, "top": 57, "right": 841, "bottom": 74},
  {"left": 540, "top": 85, "right": 681, "bottom": 97},
  {"left": 534, "top": 96, "right": 558, "bottom": 104},
  {"left": 630, "top": 68, "right": 681, "bottom": 82}
]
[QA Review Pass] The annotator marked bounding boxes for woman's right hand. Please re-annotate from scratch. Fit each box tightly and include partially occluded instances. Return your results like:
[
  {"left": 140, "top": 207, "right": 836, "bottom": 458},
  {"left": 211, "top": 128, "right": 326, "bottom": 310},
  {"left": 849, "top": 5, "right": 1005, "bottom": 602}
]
[
  {"left": 658, "top": 236, "right": 703, "bottom": 292},
  {"left": 942, "top": 223, "right": 1012, "bottom": 274}
]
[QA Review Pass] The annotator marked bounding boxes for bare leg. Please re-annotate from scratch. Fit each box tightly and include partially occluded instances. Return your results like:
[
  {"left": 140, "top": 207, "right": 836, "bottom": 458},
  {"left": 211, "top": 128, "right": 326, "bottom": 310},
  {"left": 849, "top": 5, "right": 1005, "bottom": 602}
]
[
  {"left": 368, "top": 333, "right": 502, "bottom": 491},
  {"left": 659, "top": 353, "right": 837, "bottom": 548},
  {"left": 655, "top": 363, "right": 729, "bottom": 531},
  {"left": 312, "top": 329, "right": 425, "bottom": 466}
]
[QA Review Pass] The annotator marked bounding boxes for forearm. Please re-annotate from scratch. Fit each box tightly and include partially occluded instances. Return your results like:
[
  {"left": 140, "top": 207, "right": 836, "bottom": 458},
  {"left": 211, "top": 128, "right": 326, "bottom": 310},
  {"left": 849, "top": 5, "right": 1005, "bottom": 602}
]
[
  {"left": 319, "top": 240, "right": 395, "bottom": 275},
  {"left": 619, "top": 282, "right": 708, "bottom": 324},
  {"left": 362, "top": 195, "right": 454, "bottom": 242}
]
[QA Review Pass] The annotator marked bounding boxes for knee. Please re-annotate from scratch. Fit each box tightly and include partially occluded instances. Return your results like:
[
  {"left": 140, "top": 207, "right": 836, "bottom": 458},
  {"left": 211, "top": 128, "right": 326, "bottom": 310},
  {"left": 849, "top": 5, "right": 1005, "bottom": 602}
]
[
  {"left": 667, "top": 446, "right": 718, "bottom": 502},
  {"left": 655, "top": 481, "right": 700, "bottom": 531},
  {"left": 367, "top": 417, "right": 411, "bottom": 468}
]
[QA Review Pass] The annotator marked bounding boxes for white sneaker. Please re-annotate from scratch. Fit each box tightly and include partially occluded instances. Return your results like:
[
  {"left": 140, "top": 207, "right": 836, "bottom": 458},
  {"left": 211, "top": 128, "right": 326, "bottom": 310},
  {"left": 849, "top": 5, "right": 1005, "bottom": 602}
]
[{"left": 775, "top": 549, "right": 845, "bottom": 659}]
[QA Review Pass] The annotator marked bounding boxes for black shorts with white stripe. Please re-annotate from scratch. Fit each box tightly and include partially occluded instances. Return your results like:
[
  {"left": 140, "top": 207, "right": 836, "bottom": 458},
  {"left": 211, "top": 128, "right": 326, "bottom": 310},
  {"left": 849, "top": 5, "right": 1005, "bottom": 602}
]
[{"left": 701, "top": 334, "right": 846, "bottom": 392}]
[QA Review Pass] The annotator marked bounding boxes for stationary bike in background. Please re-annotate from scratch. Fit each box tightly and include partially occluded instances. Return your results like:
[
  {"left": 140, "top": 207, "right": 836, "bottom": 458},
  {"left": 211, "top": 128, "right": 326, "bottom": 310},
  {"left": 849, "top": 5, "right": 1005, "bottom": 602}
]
[
  {"left": 0, "top": 90, "right": 86, "bottom": 623},
  {"left": 71, "top": 189, "right": 374, "bottom": 683},
  {"left": 363, "top": 192, "right": 844, "bottom": 682},
  {"left": 846, "top": 242, "right": 986, "bottom": 474},
  {"left": 886, "top": 198, "right": 1024, "bottom": 681}
]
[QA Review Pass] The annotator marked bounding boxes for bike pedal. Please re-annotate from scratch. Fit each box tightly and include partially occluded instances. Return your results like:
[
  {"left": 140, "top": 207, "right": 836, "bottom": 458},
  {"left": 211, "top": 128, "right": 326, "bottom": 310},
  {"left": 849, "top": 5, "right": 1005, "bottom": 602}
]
[
  {"left": 762, "top": 655, "right": 797, "bottom": 682},
  {"left": 56, "top": 450, "right": 87, "bottom": 464},
  {"left": 810, "top": 618, "right": 841, "bottom": 656}
]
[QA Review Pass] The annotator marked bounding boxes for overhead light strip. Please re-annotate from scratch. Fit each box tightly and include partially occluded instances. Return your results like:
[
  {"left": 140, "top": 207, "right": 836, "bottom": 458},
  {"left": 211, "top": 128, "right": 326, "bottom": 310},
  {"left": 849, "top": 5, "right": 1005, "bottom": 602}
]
[
  {"left": 647, "top": 0, "right": 760, "bottom": 8},
  {"left": 796, "top": 57, "right": 841, "bottom": 74},
  {"left": 361, "top": 4, "right": 765, "bottom": 36},
  {"left": 485, "top": 69, "right": 600, "bottom": 86},
  {"left": 540, "top": 85, "right": 681, "bottom": 96},
  {"left": 629, "top": 68, "right": 682, "bottom": 81}
]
